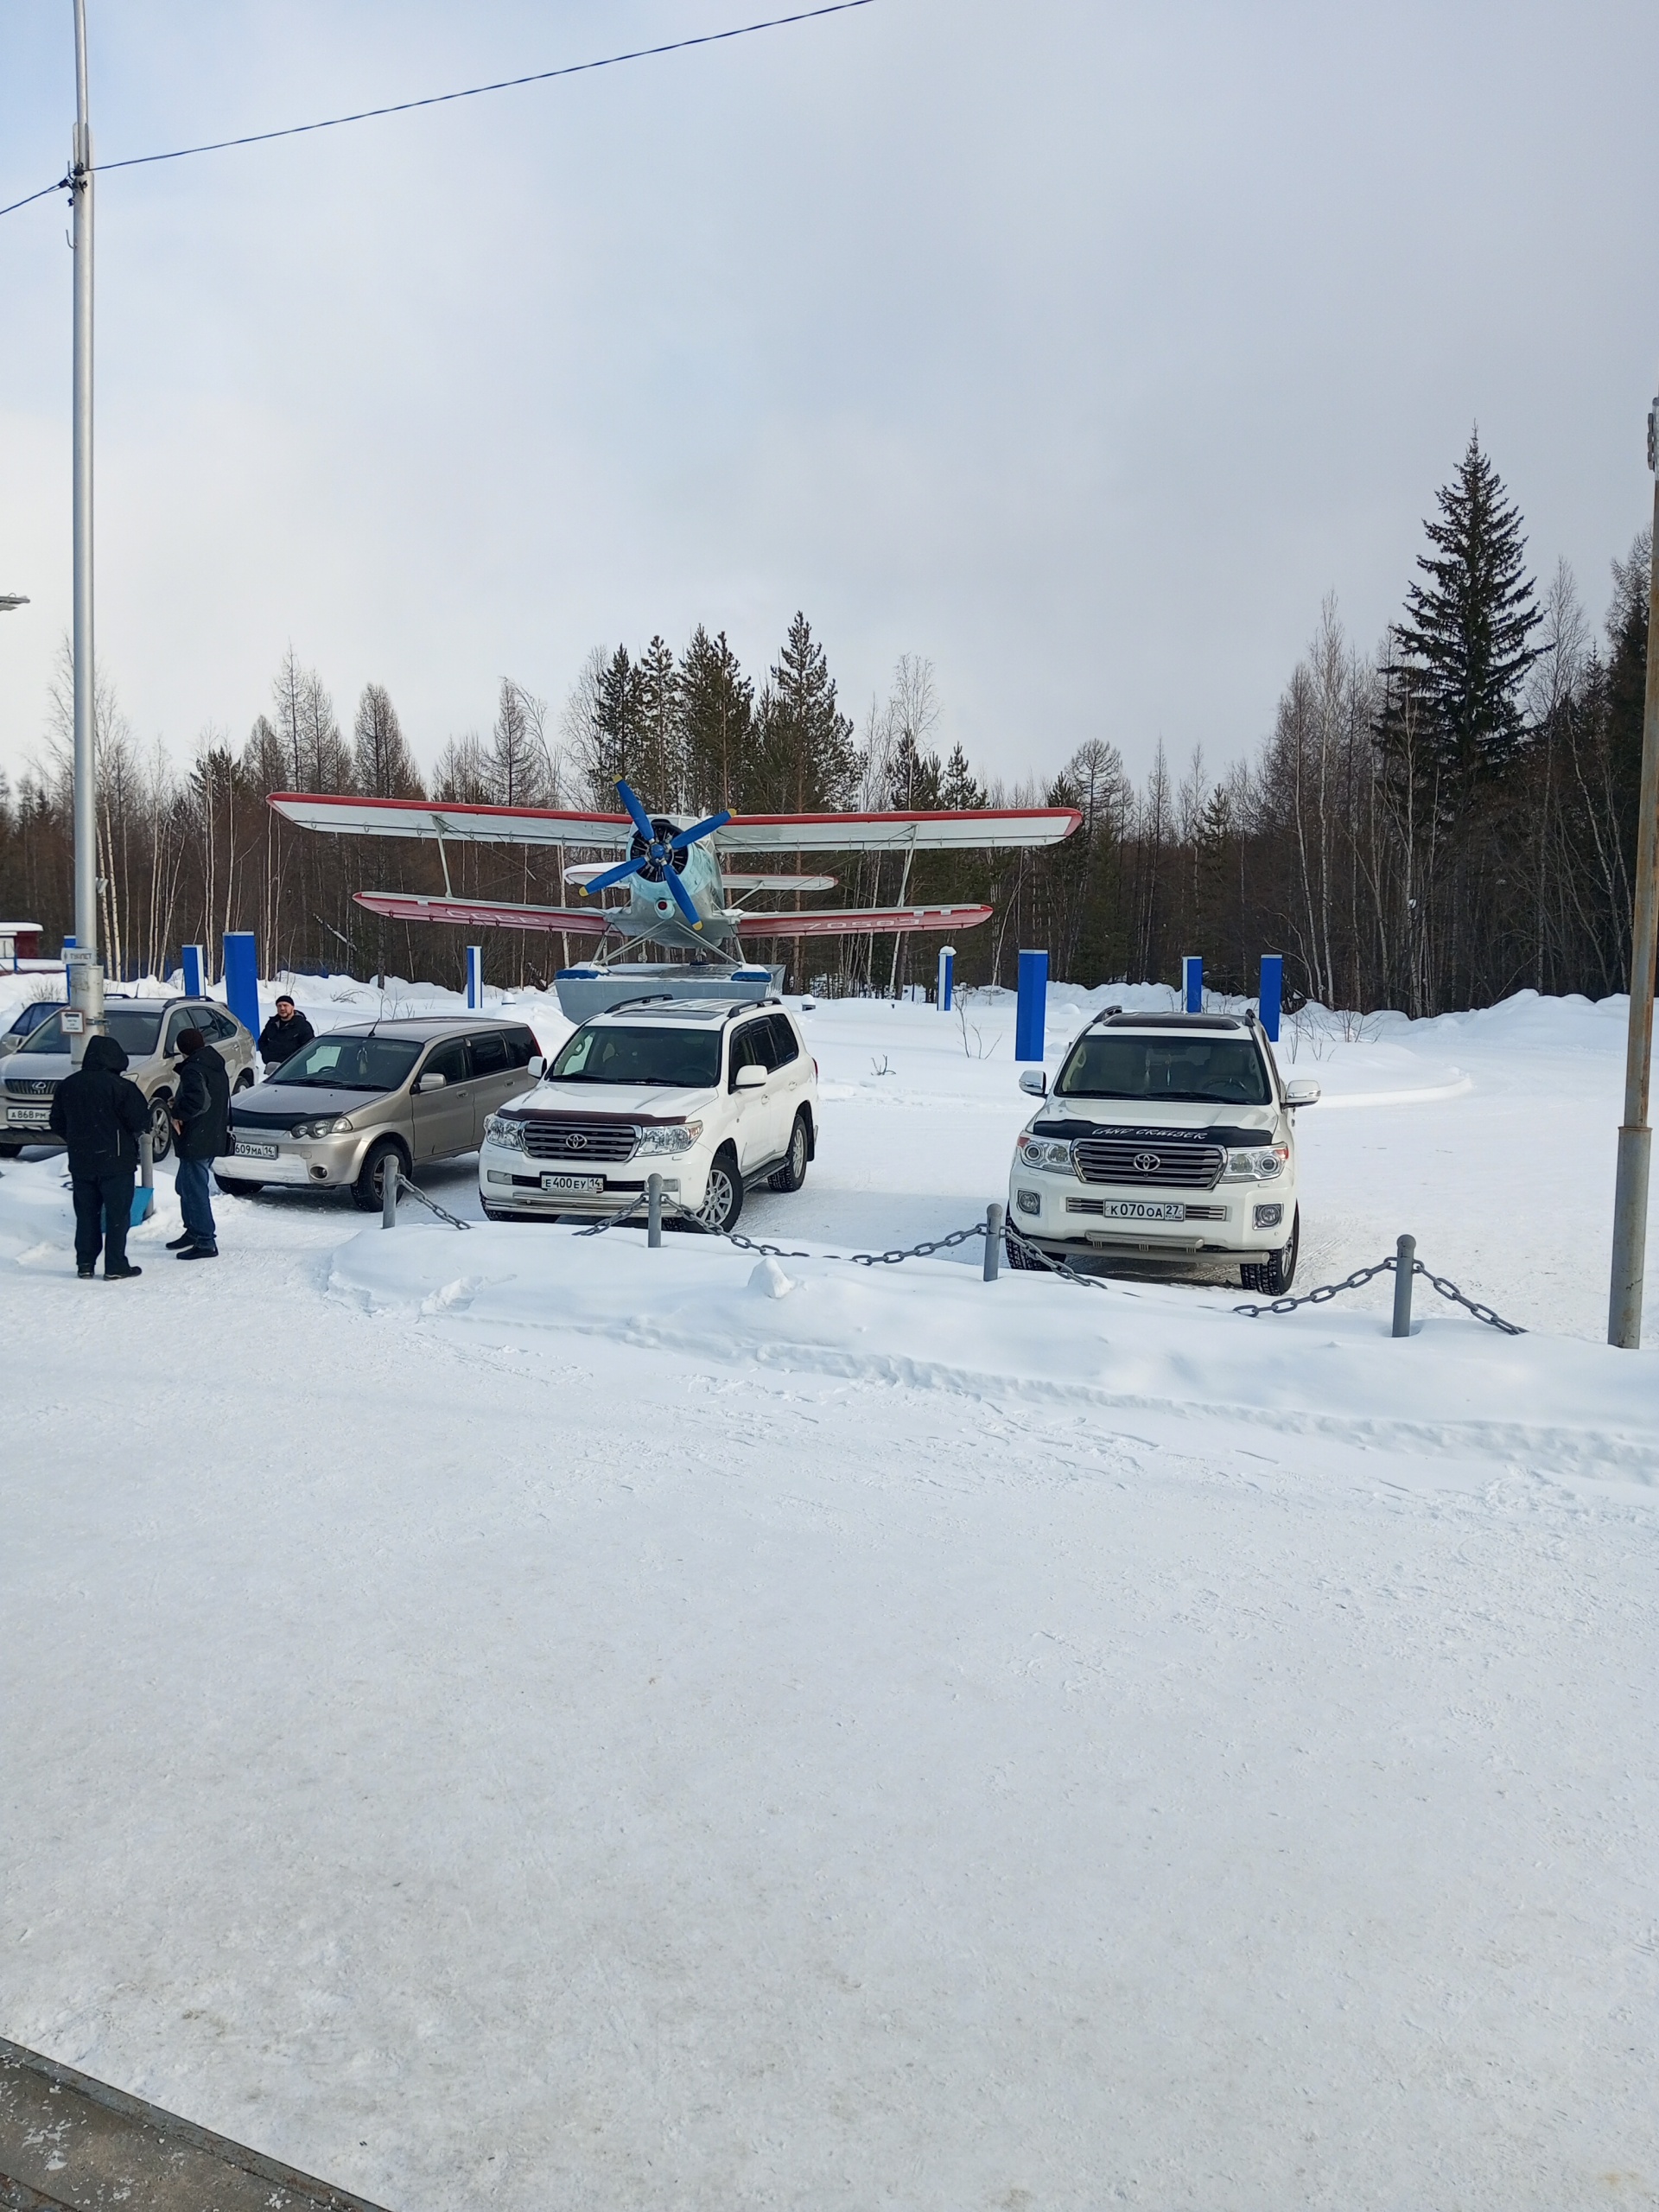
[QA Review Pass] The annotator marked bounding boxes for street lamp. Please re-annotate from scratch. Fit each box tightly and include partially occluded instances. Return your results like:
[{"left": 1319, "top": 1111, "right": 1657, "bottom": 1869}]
[
  {"left": 1608, "top": 388, "right": 1659, "bottom": 1347},
  {"left": 65, "top": 0, "right": 104, "bottom": 1064}
]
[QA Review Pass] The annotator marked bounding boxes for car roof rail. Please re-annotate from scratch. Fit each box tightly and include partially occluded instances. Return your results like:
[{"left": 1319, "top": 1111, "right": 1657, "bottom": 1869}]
[{"left": 596, "top": 993, "right": 681, "bottom": 1014}]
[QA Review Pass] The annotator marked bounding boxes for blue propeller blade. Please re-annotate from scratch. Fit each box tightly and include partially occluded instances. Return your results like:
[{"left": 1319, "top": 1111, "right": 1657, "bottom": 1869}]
[
  {"left": 614, "top": 779, "right": 657, "bottom": 842},
  {"left": 663, "top": 863, "right": 702, "bottom": 929},
  {"left": 669, "top": 810, "right": 731, "bottom": 849},
  {"left": 581, "top": 853, "right": 651, "bottom": 896}
]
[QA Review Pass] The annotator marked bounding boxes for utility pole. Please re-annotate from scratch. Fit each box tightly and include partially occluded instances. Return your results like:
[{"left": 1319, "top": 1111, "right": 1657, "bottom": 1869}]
[
  {"left": 67, "top": 0, "right": 105, "bottom": 1065},
  {"left": 1607, "top": 386, "right": 1659, "bottom": 1347}
]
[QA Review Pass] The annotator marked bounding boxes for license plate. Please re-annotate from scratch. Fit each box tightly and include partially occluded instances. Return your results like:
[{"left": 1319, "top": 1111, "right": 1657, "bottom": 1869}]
[
  {"left": 234, "top": 1140, "right": 279, "bottom": 1160},
  {"left": 6, "top": 1107, "right": 48, "bottom": 1124},
  {"left": 1100, "top": 1199, "right": 1185, "bottom": 1222},
  {"left": 541, "top": 1173, "right": 604, "bottom": 1195}
]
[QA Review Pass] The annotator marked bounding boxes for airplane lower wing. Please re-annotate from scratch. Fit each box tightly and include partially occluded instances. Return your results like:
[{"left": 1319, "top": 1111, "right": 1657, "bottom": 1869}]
[
  {"left": 353, "top": 891, "right": 612, "bottom": 934},
  {"left": 733, "top": 903, "right": 994, "bottom": 937}
]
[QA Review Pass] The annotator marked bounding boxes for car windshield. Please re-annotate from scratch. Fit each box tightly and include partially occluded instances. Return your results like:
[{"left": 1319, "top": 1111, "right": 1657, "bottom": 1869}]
[
  {"left": 551, "top": 1023, "right": 720, "bottom": 1089},
  {"left": 1056, "top": 1033, "right": 1272, "bottom": 1106},
  {"left": 19, "top": 1007, "right": 163, "bottom": 1056},
  {"left": 269, "top": 1033, "right": 422, "bottom": 1091}
]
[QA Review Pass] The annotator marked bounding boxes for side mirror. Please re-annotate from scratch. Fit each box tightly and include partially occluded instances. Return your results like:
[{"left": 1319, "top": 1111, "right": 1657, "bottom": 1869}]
[
  {"left": 527, "top": 1055, "right": 546, "bottom": 1079},
  {"left": 1019, "top": 1069, "right": 1047, "bottom": 1097},
  {"left": 1284, "top": 1077, "right": 1320, "bottom": 1108},
  {"left": 416, "top": 1071, "right": 447, "bottom": 1092},
  {"left": 734, "top": 1063, "right": 768, "bottom": 1091}
]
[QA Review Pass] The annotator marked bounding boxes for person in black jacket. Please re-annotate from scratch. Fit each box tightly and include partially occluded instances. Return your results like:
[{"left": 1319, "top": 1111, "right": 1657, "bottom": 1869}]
[
  {"left": 169, "top": 1029, "right": 231, "bottom": 1260},
  {"left": 47, "top": 1031, "right": 150, "bottom": 1280},
  {"left": 257, "top": 995, "right": 315, "bottom": 1071}
]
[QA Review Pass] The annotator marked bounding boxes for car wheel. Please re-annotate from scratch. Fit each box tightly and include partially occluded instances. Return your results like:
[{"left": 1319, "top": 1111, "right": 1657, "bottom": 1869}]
[
  {"left": 352, "top": 1137, "right": 408, "bottom": 1212},
  {"left": 697, "top": 1144, "right": 744, "bottom": 1234},
  {"left": 767, "top": 1109, "right": 810, "bottom": 1192},
  {"left": 232, "top": 1069, "right": 254, "bottom": 1093},
  {"left": 147, "top": 1096, "right": 174, "bottom": 1163},
  {"left": 1241, "top": 1205, "right": 1300, "bottom": 1295}
]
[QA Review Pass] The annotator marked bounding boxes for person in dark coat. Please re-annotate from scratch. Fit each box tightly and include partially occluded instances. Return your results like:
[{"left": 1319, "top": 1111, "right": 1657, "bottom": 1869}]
[
  {"left": 47, "top": 1031, "right": 150, "bottom": 1280},
  {"left": 169, "top": 1029, "right": 230, "bottom": 1260},
  {"left": 257, "top": 995, "right": 315, "bottom": 1070}
]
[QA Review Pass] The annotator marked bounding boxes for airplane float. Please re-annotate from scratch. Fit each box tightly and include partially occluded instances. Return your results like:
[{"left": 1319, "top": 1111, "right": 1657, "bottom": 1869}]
[{"left": 268, "top": 781, "right": 1080, "bottom": 1015}]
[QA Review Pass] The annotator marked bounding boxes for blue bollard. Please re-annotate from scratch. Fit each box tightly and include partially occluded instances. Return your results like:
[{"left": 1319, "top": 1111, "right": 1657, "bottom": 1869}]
[
  {"left": 466, "top": 944, "right": 483, "bottom": 1010},
  {"left": 181, "top": 944, "right": 205, "bottom": 998},
  {"left": 1183, "top": 955, "right": 1203, "bottom": 1013},
  {"left": 938, "top": 945, "right": 955, "bottom": 1013},
  {"left": 221, "top": 932, "right": 259, "bottom": 1041},
  {"left": 1259, "top": 954, "right": 1283, "bottom": 1043},
  {"left": 1014, "top": 950, "right": 1048, "bottom": 1062}
]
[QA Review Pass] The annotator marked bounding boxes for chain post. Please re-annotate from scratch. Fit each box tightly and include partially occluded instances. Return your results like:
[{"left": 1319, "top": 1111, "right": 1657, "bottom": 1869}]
[
  {"left": 647, "top": 1172, "right": 663, "bottom": 1248},
  {"left": 984, "top": 1202, "right": 1003, "bottom": 1281},
  {"left": 1391, "top": 1234, "right": 1415, "bottom": 1337},
  {"left": 382, "top": 1166, "right": 398, "bottom": 1230}
]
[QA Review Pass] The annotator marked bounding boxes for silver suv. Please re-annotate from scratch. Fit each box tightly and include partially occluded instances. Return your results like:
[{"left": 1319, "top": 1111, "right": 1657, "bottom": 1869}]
[
  {"left": 216, "top": 1014, "right": 542, "bottom": 1209},
  {"left": 1, "top": 995, "right": 256, "bottom": 1160}
]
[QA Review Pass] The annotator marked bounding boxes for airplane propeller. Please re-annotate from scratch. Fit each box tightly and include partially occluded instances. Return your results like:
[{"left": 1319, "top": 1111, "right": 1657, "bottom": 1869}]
[{"left": 579, "top": 780, "right": 732, "bottom": 931}]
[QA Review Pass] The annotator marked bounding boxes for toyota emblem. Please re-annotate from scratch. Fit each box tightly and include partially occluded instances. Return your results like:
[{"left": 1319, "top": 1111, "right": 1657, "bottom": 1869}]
[
  {"left": 566, "top": 1132, "right": 588, "bottom": 1150},
  {"left": 1133, "top": 1151, "right": 1160, "bottom": 1173}
]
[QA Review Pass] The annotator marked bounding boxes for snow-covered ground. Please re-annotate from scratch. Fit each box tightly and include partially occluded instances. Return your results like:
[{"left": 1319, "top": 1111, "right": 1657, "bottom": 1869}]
[{"left": 3, "top": 973, "right": 1656, "bottom": 2209}]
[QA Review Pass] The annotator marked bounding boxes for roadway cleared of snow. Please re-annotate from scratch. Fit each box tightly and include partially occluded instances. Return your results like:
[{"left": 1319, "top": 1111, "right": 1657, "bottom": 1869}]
[{"left": 1, "top": 977, "right": 1656, "bottom": 2209}]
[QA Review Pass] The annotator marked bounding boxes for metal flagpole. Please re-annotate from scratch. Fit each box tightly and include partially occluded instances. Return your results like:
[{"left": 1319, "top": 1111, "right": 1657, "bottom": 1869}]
[
  {"left": 67, "top": 0, "right": 105, "bottom": 1065},
  {"left": 1607, "top": 385, "right": 1659, "bottom": 1347}
]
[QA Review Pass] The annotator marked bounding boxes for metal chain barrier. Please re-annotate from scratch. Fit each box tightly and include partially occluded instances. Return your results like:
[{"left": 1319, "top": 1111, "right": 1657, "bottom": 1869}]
[
  {"left": 1236, "top": 1249, "right": 1524, "bottom": 1335},
  {"left": 389, "top": 1172, "right": 474, "bottom": 1232}
]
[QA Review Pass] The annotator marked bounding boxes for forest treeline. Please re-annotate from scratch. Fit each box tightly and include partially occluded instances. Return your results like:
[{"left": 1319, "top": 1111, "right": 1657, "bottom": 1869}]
[{"left": 0, "top": 433, "right": 1648, "bottom": 1012}]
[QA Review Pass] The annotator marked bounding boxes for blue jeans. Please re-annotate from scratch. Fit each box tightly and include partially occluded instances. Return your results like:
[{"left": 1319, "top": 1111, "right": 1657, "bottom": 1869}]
[{"left": 175, "top": 1156, "right": 217, "bottom": 1248}]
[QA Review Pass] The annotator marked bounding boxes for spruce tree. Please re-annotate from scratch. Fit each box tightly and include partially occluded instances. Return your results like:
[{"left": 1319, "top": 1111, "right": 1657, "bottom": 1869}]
[
  {"left": 1392, "top": 430, "right": 1541, "bottom": 796},
  {"left": 592, "top": 646, "right": 645, "bottom": 805},
  {"left": 679, "top": 627, "right": 753, "bottom": 815},
  {"left": 758, "top": 613, "right": 856, "bottom": 813},
  {"left": 636, "top": 635, "right": 683, "bottom": 811},
  {"left": 352, "top": 683, "right": 423, "bottom": 798}
]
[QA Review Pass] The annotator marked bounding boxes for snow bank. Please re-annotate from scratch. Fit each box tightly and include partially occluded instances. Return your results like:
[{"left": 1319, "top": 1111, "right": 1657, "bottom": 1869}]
[{"left": 330, "top": 1220, "right": 1659, "bottom": 1485}]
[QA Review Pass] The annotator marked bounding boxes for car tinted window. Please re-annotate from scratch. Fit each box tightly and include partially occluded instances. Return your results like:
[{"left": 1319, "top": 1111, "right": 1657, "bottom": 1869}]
[
  {"left": 1056, "top": 1034, "right": 1271, "bottom": 1106},
  {"left": 505, "top": 1026, "right": 538, "bottom": 1068},
  {"left": 728, "top": 1021, "right": 773, "bottom": 1085},
  {"left": 423, "top": 1039, "right": 470, "bottom": 1084},
  {"left": 470, "top": 1031, "right": 509, "bottom": 1076},
  {"left": 20, "top": 1007, "right": 164, "bottom": 1057},
  {"left": 766, "top": 1014, "right": 799, "bottom": 1068},
  {"left": 270, "top": 1034, "right": 422, "bottom": 1090},
  {"left": 551, "top": 1024, "right": 720, "bottom": 1088},
  {"left": 202, "top": 1007, "right": 238, "bottom": 1043}
]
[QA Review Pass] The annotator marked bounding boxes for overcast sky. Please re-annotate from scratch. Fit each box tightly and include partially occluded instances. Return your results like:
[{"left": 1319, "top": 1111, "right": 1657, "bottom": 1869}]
[{"left": 2, "top": 0, "right": 1657, "bottom": 799}]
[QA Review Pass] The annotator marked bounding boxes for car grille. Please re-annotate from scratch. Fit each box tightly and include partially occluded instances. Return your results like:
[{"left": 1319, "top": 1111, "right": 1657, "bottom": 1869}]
[
  {"left": 4, "top": 1079, "right": 57, "bottom": 1097},
  {"left": 521, "top": 1118, "right": 638, "bottom": 1164},
  {"left": 1065, "top": 1197, "right": 1227, "bottom": 1220},
  {"left": 1071, "top": 1135, "right": 1224, "bottom": 1190}
]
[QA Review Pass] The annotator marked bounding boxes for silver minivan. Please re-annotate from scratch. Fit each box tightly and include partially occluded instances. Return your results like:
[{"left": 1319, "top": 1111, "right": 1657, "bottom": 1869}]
[{"left": 215, "top": 1014, "right": 543, "bottom": 1208}]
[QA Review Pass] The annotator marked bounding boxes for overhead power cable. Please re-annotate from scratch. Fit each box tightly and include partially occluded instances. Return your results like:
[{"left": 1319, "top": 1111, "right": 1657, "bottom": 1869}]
[{"left": 0, "top": 0, "right": 874, "bottom": 219}]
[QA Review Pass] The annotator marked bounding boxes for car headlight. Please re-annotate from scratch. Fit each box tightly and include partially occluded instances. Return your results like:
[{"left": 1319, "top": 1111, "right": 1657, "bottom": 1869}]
[
  {"left": 1016, "top": 1133, "right": 1074, "bottom": 1172},
  {"left": 295, "top": 1116, "right": 354, "bottom": 1139},
  {"left": 483, "top": 1115, "right": 526, "bottom": 1152},
  {"left": 1221, "top": 1145, "right": 1288, "bottom": 1181},
  {"left": 637, "top": 1120, "right": 702, "bottom": 1156}
]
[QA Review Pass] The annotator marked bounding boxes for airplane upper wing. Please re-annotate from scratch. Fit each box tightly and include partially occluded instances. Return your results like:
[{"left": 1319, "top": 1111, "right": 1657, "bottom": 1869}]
[
  {"left": 271, "top": 793, "right": 1078, "bottom": 854},
  {"left": 271, "top": 793, "right": 635, "bottom": 849},
  {"left": 715, "top": 807, "right": 1079, "bottom": 853}
]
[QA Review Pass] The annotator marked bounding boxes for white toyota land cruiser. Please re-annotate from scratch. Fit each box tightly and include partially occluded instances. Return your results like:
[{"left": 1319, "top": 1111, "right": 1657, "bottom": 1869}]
[
  {"left": 1005, "top": 1008, "right": 1319, "bottom": 1291},
  {"left": 478, "top": 995, "right": 817, "bottom": 1230}
]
